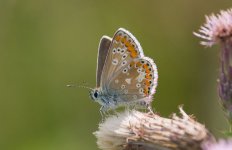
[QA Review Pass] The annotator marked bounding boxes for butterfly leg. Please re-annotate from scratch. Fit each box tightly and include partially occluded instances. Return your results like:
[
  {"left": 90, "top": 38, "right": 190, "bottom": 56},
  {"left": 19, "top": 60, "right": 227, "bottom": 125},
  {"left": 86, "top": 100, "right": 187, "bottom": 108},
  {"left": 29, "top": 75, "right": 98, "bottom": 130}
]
[
  {"left": 105, "top": 109, "right": 111, "bottom": 117},
  {"left": 100, "top": 106, "right": 107, "bottom": 122},
  {"left": 100, "top": 105, "right": 111, "bottom": 121},
  {"left": 125, "top": 104, "right": 132, "bottom": 112},
  {"left": 130, "top": 104, "right": 136, "bottom": 110},
  {"left": 110, "top": 108, "right": 118, "bottom": 117},
  {"left": 99, "top": 109, "right": 104, "bottom": 122},
  {"left": 147, "top": 104, "right": 155, "bottom": 115}
]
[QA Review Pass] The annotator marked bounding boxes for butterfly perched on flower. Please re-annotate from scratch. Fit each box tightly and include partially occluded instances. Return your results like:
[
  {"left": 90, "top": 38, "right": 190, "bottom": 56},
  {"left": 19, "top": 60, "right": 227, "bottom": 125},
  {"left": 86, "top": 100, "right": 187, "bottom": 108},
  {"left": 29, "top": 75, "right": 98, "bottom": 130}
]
[{"left": 90, "top": 28, "right": 158, "bottom": 112}]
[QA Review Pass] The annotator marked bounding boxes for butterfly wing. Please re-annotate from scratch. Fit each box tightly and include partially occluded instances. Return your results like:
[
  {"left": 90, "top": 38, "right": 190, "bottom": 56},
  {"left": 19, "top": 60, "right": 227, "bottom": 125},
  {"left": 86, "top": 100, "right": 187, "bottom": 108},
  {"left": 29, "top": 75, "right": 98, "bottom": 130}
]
[
  {"left": 100, "top": 28, "right": 158, "bottom": 105},
  {"left": 100, "top": 28, "right": 144, "bottom": 87},
  {"left": 108, "top": 57, "right": 158, "bottom": 105},
  {"left": 96, "top": 36, "right": 112, "bottom": 87}
]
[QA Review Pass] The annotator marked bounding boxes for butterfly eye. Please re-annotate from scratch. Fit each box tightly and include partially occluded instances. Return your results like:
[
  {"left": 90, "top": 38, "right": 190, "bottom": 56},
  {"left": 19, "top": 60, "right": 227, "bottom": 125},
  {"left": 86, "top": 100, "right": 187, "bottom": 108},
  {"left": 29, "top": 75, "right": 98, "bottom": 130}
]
[{"left": 94, "top": 92, "right": 98, "bottom": 98}]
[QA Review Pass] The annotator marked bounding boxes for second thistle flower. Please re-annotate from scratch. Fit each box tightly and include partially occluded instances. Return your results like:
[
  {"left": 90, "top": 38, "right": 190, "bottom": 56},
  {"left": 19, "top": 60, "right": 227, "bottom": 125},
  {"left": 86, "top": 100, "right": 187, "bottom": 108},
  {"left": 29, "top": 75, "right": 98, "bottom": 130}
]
[{"left": 194, "top": 8, "right": 232, "bottom": 121}]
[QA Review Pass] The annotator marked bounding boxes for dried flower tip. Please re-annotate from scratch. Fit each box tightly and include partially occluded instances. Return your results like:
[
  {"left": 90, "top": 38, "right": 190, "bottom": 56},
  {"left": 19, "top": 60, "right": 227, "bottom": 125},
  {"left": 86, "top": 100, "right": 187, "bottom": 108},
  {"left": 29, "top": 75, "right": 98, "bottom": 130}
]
[
  {"left": 94, "top": 107, "right": 214, "bottom": 150},
  {"left": 202, "top": 139, "right": 232, "bottom": 150},
  {"left": 194, "top": 8, "right": 232, "bottom": 46}
]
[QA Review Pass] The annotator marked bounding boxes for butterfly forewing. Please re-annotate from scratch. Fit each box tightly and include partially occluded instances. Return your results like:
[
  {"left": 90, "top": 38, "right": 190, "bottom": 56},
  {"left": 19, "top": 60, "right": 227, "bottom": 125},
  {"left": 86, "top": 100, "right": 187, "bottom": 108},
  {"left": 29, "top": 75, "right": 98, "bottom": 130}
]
[{"left": 101, "top": 28, "right": 144, "bottom": 88}]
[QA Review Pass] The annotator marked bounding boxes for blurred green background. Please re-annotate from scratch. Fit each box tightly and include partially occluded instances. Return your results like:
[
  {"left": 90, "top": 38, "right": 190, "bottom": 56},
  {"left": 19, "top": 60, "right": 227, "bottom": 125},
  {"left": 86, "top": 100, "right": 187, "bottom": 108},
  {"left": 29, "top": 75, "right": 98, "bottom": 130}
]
[{"left": 1, "top": 0, "right": 232, "bottom": 149}]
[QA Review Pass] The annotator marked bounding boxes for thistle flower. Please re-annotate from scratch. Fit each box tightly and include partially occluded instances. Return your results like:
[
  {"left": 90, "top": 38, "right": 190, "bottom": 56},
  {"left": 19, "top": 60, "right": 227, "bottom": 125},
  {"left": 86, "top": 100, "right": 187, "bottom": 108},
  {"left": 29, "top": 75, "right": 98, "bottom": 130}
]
[
  {"left": 194, "top": 8, "right": 232, "bottom": 47},
  {"left": 194, "top": 8, "right": 232, "bottom": 123},
  {"left": 202, "top": 139, "right": 232, "bottom": 150},
  {"left": 94, "top": 107, "right": 214, "bottom": 150}
]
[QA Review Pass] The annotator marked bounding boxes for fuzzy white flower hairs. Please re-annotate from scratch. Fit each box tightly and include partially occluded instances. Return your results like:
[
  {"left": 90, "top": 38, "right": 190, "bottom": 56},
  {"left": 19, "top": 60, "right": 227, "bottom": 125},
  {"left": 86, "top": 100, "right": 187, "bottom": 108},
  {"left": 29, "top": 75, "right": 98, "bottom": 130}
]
[{"left": 94, "top": 107, "right": 214, "bottom": 150}]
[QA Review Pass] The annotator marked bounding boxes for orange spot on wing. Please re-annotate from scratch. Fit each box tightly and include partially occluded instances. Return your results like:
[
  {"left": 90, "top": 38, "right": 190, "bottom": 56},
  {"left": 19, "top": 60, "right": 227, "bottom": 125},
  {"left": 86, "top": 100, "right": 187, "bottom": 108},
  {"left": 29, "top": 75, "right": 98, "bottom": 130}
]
[
  {"left": 125, "top": 41, "right": 131, "bottom": 47},
  {"left": 143, "top": 87, "right": 149, "bottom": 96},
  {"left": 144, "top": 80, "right": 151, "bottom": 86},
  {"left": 126, "top": 42, "right": 135, "bottom": 52},
  {"left": 145, "top": 74, "right": 152, "bottom": 79},
  {"left": 115, "top": 36, "right": 121, "bottom": 42},
  {"left": 127, "top": 46, "right": 134, "bottom": 52},
  {"left": 121, "top": 37, "right": 126, "bottom": 43},
  {"left": 135, "top": 62, "right": 142, "bottom": 67},
  {"left": 143, "top": 64, "right": 149, "bottom": 69},
  {"left": 130, "top": 51, "right": 138, "bottom": 58},
  {"left": 120, "top": 38, "right": 138, "bottom": 58},
  {"left": 145, "top": 69, "right": 150, "bottom": 74},
  {"left": 130, "top": 61, "right": 135, "bottom": 67}
]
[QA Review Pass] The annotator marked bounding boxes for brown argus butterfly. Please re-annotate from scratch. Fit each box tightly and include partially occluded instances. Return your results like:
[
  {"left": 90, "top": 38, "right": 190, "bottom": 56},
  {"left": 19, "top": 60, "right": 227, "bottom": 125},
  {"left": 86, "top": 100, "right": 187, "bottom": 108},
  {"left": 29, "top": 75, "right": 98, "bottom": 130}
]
[{"left": 90, "top": 28, "right": 158, "bottom": 112}]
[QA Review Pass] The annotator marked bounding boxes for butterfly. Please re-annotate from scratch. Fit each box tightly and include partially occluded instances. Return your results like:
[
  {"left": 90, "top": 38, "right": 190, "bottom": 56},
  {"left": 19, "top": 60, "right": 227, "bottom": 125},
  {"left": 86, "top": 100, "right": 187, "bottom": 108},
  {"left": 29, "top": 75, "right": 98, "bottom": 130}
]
[{"left": 90, "top": 28, "right": 158, "bottom": 112}]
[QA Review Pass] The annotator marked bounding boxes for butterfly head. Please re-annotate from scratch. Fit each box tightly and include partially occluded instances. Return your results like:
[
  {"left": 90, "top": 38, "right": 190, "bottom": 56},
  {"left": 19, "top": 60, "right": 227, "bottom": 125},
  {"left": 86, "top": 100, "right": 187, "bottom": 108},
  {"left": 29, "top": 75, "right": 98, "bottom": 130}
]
[
  {"left": 89, "top": 88, "right": 107, "bottom": 106},
  {"left": 89, "top": 88, "right": 101, "bottom": 102}
]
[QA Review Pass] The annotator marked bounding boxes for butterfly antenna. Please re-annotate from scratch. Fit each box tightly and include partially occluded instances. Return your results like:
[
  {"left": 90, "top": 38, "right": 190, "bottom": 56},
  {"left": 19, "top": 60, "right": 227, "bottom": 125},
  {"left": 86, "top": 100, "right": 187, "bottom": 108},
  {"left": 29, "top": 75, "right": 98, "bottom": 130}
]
[
  {"left": 66, "top": 82, "right": 94, "bottom": 90},
  {"left": 82, "top": 81, "right": 93, "bottom": 88}
]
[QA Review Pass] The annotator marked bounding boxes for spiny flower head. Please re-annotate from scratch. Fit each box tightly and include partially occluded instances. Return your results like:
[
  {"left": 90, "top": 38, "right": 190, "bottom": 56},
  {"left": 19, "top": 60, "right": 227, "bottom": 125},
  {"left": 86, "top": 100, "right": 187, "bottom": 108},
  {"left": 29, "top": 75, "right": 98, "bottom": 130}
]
[
  {"left": 194, "top": 8, "right": 232, "bottom": 46},
  {"left": 94, "top": 107, "right": 214, "bottom": 150}
]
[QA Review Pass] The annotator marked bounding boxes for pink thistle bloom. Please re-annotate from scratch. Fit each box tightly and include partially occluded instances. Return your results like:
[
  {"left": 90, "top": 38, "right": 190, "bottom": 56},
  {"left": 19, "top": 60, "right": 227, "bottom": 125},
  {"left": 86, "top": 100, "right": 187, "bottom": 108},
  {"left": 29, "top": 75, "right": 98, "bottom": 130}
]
[
  {"left": 202, "top": 139, "right": 232, "bottom": 150},
  {"left": 194, "top": 8, "right": 232, "bottom": 47},
  {"left": 194, "top": 8, "right": 232, "bottom": 123}
]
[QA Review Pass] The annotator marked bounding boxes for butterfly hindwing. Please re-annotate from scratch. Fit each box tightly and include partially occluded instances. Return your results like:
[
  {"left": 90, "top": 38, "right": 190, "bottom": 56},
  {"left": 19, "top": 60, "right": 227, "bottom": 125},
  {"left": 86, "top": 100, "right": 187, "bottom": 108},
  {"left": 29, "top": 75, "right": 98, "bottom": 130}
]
[{"left": 108, "top": 57, "right": 158, "bottom": 104}]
